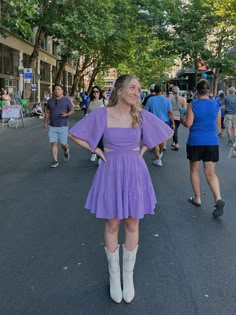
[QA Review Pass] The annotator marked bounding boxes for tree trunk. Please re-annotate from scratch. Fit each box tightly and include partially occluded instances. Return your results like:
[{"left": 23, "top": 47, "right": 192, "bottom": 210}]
[
  {"left": 87, "top": 61, "right": 102, "bottom": 92},
  {"left": 54, "top": 57, "right": 67, "bottom": 85},
  {"left": 70, "top": 60, "right": 81, "bottom": 97},
  {"left": 194, "top": 60, "right": 199, "bottom": 88},
  {"left": 70, "top": 55, "right": 102, "bottom": 96},
  {"left": 24, "top": 26, "right": 47, "bottom": 99},
  {"left": 212, "top": 36, "right": 223, "bottom": 96},
  {"left": 213, "top": 68, "right": 220, "bottom": 96}
]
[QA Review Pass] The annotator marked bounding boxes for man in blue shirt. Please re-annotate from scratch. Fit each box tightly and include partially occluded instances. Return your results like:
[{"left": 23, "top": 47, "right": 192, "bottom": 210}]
[
  {"left": 43, "top": 84, "right": 74, "bottom": 168},
  {"left": 145, "top": 84, "right": 175, "bottom": 166}
]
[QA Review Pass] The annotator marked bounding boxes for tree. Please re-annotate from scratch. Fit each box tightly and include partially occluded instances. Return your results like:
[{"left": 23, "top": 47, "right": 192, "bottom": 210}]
[
  {"left": 1, "top": 0, "right": 70, "bottom": 97},
  {"left": 152, "top": 0, "right": 236, "bottom": 93},
  {"left": 203, "top": 0, "right": 236, "bottom": 94}
]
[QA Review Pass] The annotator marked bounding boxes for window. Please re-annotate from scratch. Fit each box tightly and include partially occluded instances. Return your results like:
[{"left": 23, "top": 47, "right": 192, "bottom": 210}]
[
  {"left": 40, "top": 61, "right": 50, "bottom": 82},
  {"left": 0, "top": 43, "right": 19, "bottom": 76},
  {"left": 52, "top": 41, "right": 58, "bottom": 56}
]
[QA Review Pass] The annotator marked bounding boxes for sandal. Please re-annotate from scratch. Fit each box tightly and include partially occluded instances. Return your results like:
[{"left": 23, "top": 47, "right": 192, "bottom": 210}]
[
  {"left": 188, "top": 196, "right": 201, "bottom": 207},
  {"left": 172, "top": 146, "right": 179, "bottom": 151},
  {"left": 212, "top": 199, "right": 225, "bottom": 218}
]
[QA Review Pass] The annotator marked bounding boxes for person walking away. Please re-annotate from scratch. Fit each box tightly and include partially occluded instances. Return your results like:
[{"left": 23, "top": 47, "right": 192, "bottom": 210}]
[
  {"left": 223, "top": 87, "right": 236, "bottom": 144},
  {"left": 214, "top": 90, "right": 225, "bottom": 137},
  {"left": 87, "top": 86, "right": 105, "bottom": 163},
  {"left": 81, "top": 91, "right": 90, "bottom": 115},
  {"left": 181, "top": 79, "right": 225, "bottom": 218},
  {"left": 170, "top": 86, "right": 187, "bottom": 150},
  {"left": 145, "top": 84, "right": 175, "bottom": 166},
  {"left": 69, "top": 74, "right": 173, "bottom": 303},
  {"left": 43, "top": 84, "right": 74, "bottom": 168}
]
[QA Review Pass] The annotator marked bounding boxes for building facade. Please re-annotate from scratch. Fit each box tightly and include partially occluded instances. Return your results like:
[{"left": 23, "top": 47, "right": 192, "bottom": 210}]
[{"left": 0, "top": 28, "right": 76, "bottom": 104}]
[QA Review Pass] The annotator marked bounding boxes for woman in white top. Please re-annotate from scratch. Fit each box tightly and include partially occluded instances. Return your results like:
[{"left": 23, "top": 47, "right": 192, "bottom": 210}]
[
  {"left": 87, "top": 86, "right": 106, "bottom": 114},
  {"left": 170, "top": 86, "right": 187, "bottom": 150}
]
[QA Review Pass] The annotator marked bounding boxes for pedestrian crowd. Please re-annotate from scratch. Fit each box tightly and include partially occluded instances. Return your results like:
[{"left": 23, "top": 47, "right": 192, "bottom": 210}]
[{"left": 40, "top": 74, "right": 236, "bottom": 304}]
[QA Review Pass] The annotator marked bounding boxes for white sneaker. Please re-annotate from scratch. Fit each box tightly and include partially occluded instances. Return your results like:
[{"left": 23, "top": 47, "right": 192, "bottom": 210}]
[
  {"left": 98, "top": 158, "right": 102, "bottom": 166},
  {"left": 90, "top": 153, "right": 97, "bottom": 162},
  {"left": 153, "top": 159, "right": 162, "bottom": 167},
  {"left": 160, "top": 152, "right": 163, "bottom": 159}
]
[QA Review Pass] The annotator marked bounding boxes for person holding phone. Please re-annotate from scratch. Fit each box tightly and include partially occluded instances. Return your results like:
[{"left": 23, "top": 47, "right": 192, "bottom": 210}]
[{"left": 43, "top": 84, "right": 74, "bottom": 168}]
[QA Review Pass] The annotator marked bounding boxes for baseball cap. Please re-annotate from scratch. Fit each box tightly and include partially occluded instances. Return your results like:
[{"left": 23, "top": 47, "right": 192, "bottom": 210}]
[
  {"left": 150, "top": 84, "right": 155, "bottom": 91},
  {"left": 218, "top": 90, "right": 224, "bottom": 95}
]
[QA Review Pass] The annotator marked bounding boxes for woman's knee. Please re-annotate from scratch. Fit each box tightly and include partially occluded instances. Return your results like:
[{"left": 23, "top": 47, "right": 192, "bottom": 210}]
[
  {"left": 204, "top": 163, "right": 216, "bottom": 178},
  {"left": 105, "top": 219, "right": 120, "bottom": 233},
  {"left": 124, "top": 218, "right": 139, "bottom": 233}
]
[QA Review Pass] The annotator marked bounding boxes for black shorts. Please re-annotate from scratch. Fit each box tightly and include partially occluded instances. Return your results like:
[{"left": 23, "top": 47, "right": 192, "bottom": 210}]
[{"left": 186, "top": 145, "right": 219, "bottom": 162}]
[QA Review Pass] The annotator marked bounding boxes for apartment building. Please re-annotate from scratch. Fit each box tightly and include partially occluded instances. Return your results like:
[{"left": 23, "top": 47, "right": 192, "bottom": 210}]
[{"left": 0, "top": 26, "right": 75, "bottom": 103}]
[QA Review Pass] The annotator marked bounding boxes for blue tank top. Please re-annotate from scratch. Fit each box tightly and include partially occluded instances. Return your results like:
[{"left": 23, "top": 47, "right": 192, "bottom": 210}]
[{"left": 187, "top": 99, "right": 219, "bottom": 145}]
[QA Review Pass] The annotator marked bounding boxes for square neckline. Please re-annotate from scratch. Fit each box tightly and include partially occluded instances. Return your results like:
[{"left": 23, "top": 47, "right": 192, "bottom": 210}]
[{"left": 105, "top": 107, "right": 140, "bottom": 129}]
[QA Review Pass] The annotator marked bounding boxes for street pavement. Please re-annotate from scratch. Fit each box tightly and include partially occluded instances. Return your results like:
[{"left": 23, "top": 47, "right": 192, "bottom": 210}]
[{"left": 0, "top": 111, "right": 236, "bottom": 315}]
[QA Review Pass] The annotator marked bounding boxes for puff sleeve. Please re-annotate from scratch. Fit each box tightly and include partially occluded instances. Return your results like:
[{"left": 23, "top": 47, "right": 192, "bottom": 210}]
[
  {"left": 69, "top": 107, "right": 106, "bottom": 151},
  {"left": 141, "top": 109, "right": 174, "bottom": 148}
]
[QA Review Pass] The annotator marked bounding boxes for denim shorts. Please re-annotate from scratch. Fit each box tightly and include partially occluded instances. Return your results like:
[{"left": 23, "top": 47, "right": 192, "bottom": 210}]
[{"left": 48, "top": 126, "right": 69, "bottom": 144}]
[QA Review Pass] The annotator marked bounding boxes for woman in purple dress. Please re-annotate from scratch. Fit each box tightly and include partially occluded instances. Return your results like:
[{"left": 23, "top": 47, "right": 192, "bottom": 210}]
[{"left": 69, "top": 74, "right": 173, "bottom": 303}]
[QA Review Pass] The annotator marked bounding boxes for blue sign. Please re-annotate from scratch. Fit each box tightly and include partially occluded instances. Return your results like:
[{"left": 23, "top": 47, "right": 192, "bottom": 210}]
[
  {"left": 24, "top": 68, "right": 33, "bottom": 83},
  {"left": 32, "top": 84, "right": 37, "bottom": 91}
]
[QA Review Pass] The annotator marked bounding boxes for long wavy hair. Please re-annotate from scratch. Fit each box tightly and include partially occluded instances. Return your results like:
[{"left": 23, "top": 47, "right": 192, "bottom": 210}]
[
  {"left": 89, "top": 85, "right": 102, "bottom": 101},
  {"left": 108, "top": 74, "right": 142, "bottom": 128}
]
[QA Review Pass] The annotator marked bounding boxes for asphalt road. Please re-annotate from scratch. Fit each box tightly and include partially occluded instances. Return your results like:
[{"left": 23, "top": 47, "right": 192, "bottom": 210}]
[{"left": 0, "top": 111, "right": 236, "bottom": 315}]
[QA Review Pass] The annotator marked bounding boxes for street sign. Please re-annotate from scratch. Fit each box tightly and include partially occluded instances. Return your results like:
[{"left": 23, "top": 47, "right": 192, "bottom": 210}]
[
  {"left": 32, "top": 84, "right": 37, "bottom": 91},
  {"left": 24, "top": 68, "right": 33, "bottom": 83}
]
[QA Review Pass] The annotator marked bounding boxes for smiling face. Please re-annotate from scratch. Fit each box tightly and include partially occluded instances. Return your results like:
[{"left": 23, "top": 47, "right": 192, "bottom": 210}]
[
  {"left": 91, "top": 88, "right": 100, "bottom": 100},
  {"left": 119, "top": 78, "right": 141, "bottom": 106}
]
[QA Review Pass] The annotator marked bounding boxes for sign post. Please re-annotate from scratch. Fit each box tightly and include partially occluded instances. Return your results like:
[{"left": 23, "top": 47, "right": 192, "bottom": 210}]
[
  {"left": 24, "top": 68, "right": 33, "bottom": 83},
  {"left": 23, "top": 68, "right": 33, "bottom": 99},
  {"left": 32, "top": 84, "right": 37, "bottom": 103}
]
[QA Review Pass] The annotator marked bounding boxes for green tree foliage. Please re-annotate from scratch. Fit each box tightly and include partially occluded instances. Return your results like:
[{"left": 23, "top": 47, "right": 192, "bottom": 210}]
[
  {"left": 0, "top": 0, "right": 178, "bottom": 93},
  {"left": 155, "top": 0, "right": 236, "bottom": 93}
]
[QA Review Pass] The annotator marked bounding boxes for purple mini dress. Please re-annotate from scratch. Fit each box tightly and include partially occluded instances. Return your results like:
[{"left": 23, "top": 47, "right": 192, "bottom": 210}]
[{"left": 69, "top": 107, "right": 173, "bottom": 219}]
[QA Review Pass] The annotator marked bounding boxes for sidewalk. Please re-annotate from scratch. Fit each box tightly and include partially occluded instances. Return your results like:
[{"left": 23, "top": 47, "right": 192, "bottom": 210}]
[{"left": 0, "top": 116, "right": 40, "bottom": 134}]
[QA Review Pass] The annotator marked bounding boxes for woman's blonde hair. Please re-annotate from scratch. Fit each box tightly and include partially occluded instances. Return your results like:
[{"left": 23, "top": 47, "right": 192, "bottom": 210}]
[
  {"left": 172, "top": 85, "right": 180, "bottom": 104},
  {"left": 107, "top": 74, "right": 142, "bottom": 128}
]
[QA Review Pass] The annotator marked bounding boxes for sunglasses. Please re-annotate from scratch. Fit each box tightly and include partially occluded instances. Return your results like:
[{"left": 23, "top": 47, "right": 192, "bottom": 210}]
[{"left": 92, "top": 90, "right": 100, "bottom": 93}]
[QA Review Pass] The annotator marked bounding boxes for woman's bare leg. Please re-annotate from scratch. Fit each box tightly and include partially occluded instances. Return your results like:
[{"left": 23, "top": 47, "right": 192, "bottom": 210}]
[
  {"left": 104, "top": 218, "right": 120, "bottom": 252},
  {"left": 124, "top": 218, "right": 139, "bottom": 251},
  {"left": 203, "top": 161, "right": 221, "bottom": 202},
  {"left": 189, "top": 160, "right": 201, "bottom": 203}
]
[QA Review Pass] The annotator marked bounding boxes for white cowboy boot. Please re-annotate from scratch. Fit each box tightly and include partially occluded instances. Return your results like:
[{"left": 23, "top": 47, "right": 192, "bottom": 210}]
[
  {"left": 104, "top": 245, "right": 122, "bottom": 303},
  {"left": 122, "top": 244, "right": 139, "bottom": 303}
]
